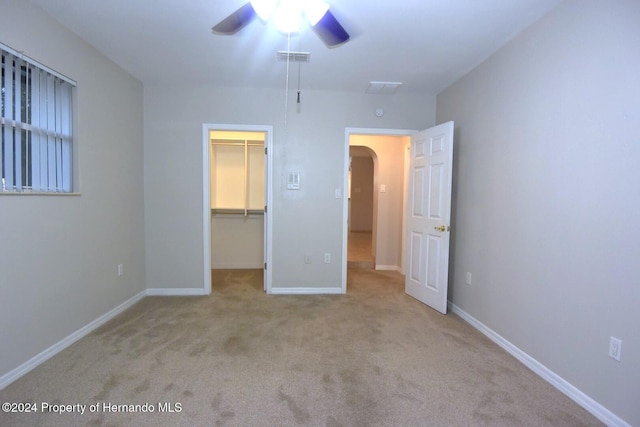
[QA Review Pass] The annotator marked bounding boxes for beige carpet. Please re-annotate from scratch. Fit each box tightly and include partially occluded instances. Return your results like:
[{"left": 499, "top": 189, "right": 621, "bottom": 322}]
[{"left": 0, "top": 269, "right": 600, "bottom": 426}]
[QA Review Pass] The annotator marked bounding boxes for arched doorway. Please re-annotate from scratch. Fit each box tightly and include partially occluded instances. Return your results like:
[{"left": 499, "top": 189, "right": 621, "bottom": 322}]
[{"left": 341, "top": 128, "right": 413, "bottom": 291}]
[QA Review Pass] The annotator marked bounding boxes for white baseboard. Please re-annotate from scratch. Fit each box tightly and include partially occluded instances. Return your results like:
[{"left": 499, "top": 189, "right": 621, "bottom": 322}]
[
  {"left": 146, "top": 288, "right": 208, "bottom": 296},
  {"left": 8, "top": 288, "right": 625, "bottom": 426},
  {"left": 269, "top": 287, "right": 344, "bottom": 295},
  {"left": 375, "top": 265, "right": 401, "bottom": 272},
  {"left": 0, "top": 287, "right": 211, "bottom": 390},
  {"left": 0, "top": 290, "right": 147, "bottom": 390},
  {"left": 449, "top": 302, "right": 630, "bottom": 427}
]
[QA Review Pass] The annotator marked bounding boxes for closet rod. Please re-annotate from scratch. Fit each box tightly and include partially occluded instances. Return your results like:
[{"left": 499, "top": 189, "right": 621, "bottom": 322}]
[
  {"left": 211, "top": 140, "right": 264, "bottom": 147},
  {"left": 211, "top": 208, "right": 264, "bottom": 216}
]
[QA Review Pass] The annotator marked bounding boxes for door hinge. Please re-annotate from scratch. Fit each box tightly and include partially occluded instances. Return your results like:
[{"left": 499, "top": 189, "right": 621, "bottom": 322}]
[
  {"left": 264, "top": 205, "right": 267, "bottom": 213},
  {"left": 264, "top": 147, "right": 267, "bottom": 155},
  {"left": 264, "top": 262, "right": 267, "bottom": 270}
]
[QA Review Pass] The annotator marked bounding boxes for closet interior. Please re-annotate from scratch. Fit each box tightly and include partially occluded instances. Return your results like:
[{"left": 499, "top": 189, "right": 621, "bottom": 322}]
[{"left": 210, "top": 130, "right": 265, "bottom": 269}]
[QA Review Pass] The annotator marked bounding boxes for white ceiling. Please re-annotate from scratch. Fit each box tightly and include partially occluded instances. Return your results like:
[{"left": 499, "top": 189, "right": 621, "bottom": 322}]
[{"left": 28, "top": 0, "right": 563, "bottom": 95}]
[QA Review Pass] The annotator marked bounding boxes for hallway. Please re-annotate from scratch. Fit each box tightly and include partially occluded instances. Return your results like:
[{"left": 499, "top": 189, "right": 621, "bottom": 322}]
[{"left": 347, "top": 231, "right": 374, "bottom": 269}]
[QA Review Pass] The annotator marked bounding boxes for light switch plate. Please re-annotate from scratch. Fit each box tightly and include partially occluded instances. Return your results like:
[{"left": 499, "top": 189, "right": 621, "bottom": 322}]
[{"left": 287, "top": 172, "right": 300, "bottom": 190}]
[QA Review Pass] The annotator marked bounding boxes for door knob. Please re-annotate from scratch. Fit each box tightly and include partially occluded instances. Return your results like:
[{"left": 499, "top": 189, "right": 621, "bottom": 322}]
[{"left": 434, "top": 225, "right": 450, "bottom": 232}]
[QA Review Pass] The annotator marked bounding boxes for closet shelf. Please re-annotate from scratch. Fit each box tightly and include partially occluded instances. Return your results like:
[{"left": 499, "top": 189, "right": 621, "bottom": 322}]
[{"left": 211, "top": 208, "right": 264, "bottom": 216}]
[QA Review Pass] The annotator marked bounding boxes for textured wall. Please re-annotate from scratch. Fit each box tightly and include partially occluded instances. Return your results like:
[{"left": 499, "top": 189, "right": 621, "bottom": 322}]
[
  {"left": 0, "top": 0, "right": 145, "bottom": 378},
  {"left": 437, "top": 0, "right": 640, "bottom": 424},
  {"left": 143, "top": 85, "right": 435, "bottom": 290}
]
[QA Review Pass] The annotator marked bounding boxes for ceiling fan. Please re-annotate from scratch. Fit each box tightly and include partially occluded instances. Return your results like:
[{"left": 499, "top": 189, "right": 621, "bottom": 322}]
[{"left": 212, "top": 0, "right": 350, "bottom": 47}]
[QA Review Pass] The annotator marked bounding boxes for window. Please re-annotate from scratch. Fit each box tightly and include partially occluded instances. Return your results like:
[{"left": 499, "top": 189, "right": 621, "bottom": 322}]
[{"left": 1, "top": 43, "right": 75, "bottom": 193}]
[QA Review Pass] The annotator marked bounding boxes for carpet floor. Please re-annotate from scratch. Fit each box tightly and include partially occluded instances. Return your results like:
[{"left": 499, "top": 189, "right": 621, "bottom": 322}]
[{"left": 0, "top": 269, "right": 601, "bottom": 426}]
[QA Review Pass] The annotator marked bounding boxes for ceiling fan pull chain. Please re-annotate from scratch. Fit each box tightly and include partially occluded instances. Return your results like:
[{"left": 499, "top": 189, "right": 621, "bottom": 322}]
[
  {"left": 284, "top": 31, "right": 291, "bottom": 128},
  {"left": 296, "top": 38, "right": 302, "bottom": 113}
]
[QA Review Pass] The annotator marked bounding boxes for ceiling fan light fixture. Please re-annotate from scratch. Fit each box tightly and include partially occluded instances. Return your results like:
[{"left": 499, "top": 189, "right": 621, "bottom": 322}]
[
  {"left": 251, "top": 0, "right": 330, "bottom": 33},
  {"left": 302, "top": 0, "right": 329, "bottom": 26},
  {"left": 272, "top": 0, "right": 303, "bottom": 33},
  {"left": 213, "top": 0, "right": 349, "bottom": 47},
  {"left": 250, "top": 0, "right": 278, "bottom": 21}
]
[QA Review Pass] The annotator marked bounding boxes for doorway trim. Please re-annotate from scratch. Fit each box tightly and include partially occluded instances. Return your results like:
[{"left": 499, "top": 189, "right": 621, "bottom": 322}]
[
  {"left": 202, "top": 123, "right": 274, "bottom": 294},
  {"left": 342, "top": 127, "right": 417, "bottom": 291}
]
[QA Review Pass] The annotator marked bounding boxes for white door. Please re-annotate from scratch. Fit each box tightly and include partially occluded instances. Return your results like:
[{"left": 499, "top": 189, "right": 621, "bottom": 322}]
[
  {"left": 405, "top": 121, "right": 454, "bottom": 314},
  {"left": 263, "top": 129, "right": 273, "bottom": 293},
  {"left": 263, "top": 144, "right": 268, "bottom": 292}
]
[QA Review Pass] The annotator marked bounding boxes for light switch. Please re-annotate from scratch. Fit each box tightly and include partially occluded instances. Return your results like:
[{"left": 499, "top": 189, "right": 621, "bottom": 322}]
[
  {"left": 287, "top": 172, "right": 300, "bottom": 190},
  {"left": 380, "top": 184, "right": 386, "bottom": 193}
]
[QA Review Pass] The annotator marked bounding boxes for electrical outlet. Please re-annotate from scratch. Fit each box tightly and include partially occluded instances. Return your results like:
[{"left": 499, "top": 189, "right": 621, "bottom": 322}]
[
  {"left": 609, "top": 337, "right": 622, "bottom": 361},
  {"left": 466, "top": 272, "right": 472, "bottom": 286},
  {"left": 324, "top": 253, "right": 331, "bottom": 264},
  {"left": 117, "top": 264, "right": 124, "bottom": 277}
]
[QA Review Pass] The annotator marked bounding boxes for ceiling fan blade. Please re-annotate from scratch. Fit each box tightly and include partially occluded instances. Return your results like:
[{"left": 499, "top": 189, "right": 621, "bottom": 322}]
[
  {"left": 312, "top": 9, "right": 350, "bottom": 47},
  {"left": 212, "top": 3, "right": 256, "bottom": 35}
]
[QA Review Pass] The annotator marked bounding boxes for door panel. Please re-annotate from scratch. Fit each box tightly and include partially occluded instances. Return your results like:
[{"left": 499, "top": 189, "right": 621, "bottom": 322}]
[
  {"left": 429, "top": 163, "right": 444, "bottom": 218},
  {"left": 426, "top": 234, "right": 441, "bottom": 291},
  {"left": 412, "top": 167, "right": 425, "bottom": 216},
  {"left": 409, "top": 231, "right": 423, "bottom": 283},
  {"left": 405, "top": 122, "right": 454, "bottom": 314}
]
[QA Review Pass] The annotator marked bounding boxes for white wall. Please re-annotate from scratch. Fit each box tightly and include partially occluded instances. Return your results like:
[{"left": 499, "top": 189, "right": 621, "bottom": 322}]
[
  {"left": 437, "top": 0, "right": 640, "bottom": 424},
  {"left": 144, "top": 85, "right": 435, "bottom": 290},
  {"left": 349, "top": 155, "right": 374, "bottom": 232},
  {"left": 211, "top": 216, "right": 263, "bottom": 268},
  {"left": 0, "top": 0, "right": 145, "bottom": 378}
]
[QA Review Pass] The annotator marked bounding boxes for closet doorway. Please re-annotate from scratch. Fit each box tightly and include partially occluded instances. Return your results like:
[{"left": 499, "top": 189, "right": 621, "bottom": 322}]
[{"left": 202, "top": 124, "right": 273, "bottom": 294}]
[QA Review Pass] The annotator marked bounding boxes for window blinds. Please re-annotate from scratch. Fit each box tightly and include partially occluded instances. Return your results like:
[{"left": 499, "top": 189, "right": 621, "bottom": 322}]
[{"left": 1, "top": 43, "right": 75, "bottom": 193}]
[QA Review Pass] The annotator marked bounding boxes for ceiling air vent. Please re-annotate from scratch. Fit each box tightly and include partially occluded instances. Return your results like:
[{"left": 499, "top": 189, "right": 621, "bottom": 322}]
[
  {"left": 276, "top": 51, "right": 310, "bottom": 62},
  {"left": 366, "top": 81, "right": 403, "bottom": 94}
]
